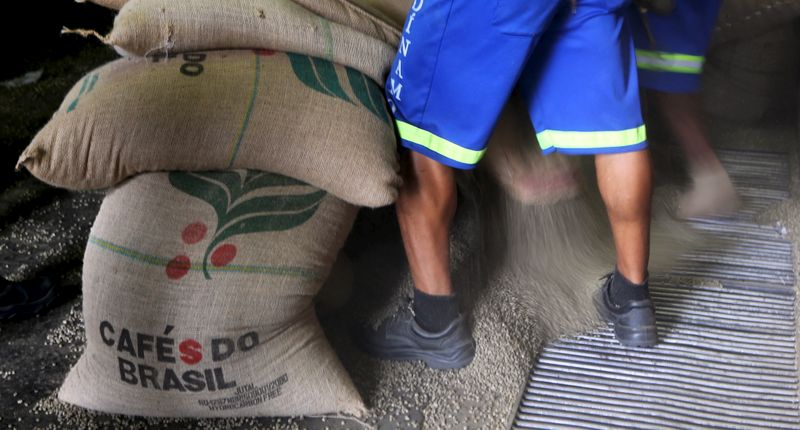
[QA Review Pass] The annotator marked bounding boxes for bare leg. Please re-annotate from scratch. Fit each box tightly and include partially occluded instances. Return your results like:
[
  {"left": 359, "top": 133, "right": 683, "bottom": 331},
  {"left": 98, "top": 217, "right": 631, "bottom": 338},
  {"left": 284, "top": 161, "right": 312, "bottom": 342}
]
[
  {"left": 595, "top": 150, "right": 652, "bottom": 284},
  {"left": 650, "top": 91, "right": 739, "bottom": 218},
  {"left": 396, "top": 151, "right": 457, "bottom": 296},
  {"left": 358, "top": 154, "right": 473, "bottom": 368}
]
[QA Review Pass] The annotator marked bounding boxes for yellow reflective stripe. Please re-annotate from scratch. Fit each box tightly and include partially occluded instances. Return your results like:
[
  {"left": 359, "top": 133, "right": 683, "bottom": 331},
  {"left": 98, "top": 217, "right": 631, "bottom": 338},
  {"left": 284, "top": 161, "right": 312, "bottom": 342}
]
[
  {"left": 636, "top": 50, "right": 703, "bottom": 63},
  {"left": 536, "top": 125, "right": 647, "bottom": 150},
  {"left": 396, "top": 120, "right": 486, "bottom": 165},
  {"left": 636, "top": 49, "right": 704, "bottom": 74}
]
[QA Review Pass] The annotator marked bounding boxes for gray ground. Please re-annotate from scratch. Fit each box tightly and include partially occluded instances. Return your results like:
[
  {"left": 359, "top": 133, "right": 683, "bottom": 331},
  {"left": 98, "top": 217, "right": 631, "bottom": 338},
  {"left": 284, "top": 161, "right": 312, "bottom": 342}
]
[{"left": 1, "top": 27, "right": 798, "bottom": 430}]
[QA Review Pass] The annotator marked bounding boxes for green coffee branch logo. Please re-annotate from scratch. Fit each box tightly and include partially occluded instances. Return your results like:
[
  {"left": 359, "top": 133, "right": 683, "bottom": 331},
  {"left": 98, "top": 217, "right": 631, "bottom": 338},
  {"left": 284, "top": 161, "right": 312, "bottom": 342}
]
[
  {"left": 168, "top": 171, "right": 325, "bottom": 279},
  {"left": 67, "top": 73, "right": 99, "bottom": 112},
  {"left": 287, "top": 53, "right": 390, "bottom": 125}
]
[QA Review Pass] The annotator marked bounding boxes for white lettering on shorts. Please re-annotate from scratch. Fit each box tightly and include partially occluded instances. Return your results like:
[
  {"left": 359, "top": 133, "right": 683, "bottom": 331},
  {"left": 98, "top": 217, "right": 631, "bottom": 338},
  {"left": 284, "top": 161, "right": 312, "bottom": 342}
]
[{"left": 389, "top": 0, "right": 426, "bottom": 113}]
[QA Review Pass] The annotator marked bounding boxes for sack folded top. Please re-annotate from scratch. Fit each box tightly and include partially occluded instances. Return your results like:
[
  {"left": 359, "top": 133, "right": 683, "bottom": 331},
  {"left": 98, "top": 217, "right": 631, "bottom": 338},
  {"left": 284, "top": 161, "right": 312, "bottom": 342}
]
[{"left": 106, "top": 0, "right": 396, "bottom": 84}]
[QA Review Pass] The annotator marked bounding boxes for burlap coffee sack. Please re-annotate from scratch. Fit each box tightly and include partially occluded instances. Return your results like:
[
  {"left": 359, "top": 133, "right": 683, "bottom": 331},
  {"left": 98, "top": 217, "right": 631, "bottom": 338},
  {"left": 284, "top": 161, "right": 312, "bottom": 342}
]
[
  {"left": 703, "top": 25, "right": 800, "bottom": 122},
  {"left": 290, "top": 0, "right": 401, "bottom": 46},
  {"left": 17, "top": 50, "right": 400, "bottom": 208},
  {"left": 59, "top": 170, "right": 364, "bottom": 417},
  {"left": 348, "top": 0, "right": 412, "bottom": 29},
  {"left": 105, "top": 0, "right": 395, "bottom": 84},
  {"left": 76, "top": 0, "right": 406, "bottom": 46},
  {"left": 713, "top": 0, "right": 800, "bottom": 46}
]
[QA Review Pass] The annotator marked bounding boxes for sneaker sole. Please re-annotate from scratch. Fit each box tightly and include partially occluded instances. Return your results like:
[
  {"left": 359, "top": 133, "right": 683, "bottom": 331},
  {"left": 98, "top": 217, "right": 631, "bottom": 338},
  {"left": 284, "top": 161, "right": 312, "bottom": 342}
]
[
  {"left": 613, "top": 323, "right": 658, "bottom": 348},
  {"left": 361, "top": 340, "right": 475, "bottom": 369},
  {"left": 593, "top": 290, "right": 658, "bottom": 348}
]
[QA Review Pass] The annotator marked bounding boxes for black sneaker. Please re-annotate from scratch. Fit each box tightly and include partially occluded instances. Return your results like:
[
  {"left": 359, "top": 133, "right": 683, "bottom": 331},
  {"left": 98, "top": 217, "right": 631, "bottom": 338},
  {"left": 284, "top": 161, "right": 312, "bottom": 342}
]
[
  {"left": 593, "top": 273, "right": 658, "bottom": 348},
  {"left": 355, "top": 302, "right": 475, "bottom": 369}
]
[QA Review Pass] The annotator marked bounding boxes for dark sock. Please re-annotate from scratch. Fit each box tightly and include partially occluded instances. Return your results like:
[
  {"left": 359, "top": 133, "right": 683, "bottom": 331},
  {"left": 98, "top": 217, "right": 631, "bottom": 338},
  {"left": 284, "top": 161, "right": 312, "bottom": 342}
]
[
  {"left": 609, "top": 267, "right": 649, "bottom": 305},
  {"left": 412, "top": 289, "right": 459, "bottom": 333}
]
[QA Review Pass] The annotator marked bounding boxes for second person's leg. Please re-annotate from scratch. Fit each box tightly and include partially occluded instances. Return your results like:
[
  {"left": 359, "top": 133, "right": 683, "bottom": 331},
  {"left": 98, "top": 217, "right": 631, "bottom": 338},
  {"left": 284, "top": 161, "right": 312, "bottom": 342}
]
[
  {"left": 629, "top": 0, "right": 738, "bottom": 218},
  {"left": 518, "top": 0, "right": 657, "bottom": 347}
]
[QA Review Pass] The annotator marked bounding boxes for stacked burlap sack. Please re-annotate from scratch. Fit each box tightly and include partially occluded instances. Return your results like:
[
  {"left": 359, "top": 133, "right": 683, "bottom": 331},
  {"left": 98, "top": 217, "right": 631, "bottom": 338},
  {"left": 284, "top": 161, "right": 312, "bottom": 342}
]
[
  {"left": 20, "top": 0, "right": 405, "bottom": 418},
  {"left": 713, "top": 0, "right": 800, "bottom": 46},
  {"left": 703, "top": 23, "right": 800, "bottom": 123},
  {"left": 77, "top": 0, "right": 407, "bottom": 42}
]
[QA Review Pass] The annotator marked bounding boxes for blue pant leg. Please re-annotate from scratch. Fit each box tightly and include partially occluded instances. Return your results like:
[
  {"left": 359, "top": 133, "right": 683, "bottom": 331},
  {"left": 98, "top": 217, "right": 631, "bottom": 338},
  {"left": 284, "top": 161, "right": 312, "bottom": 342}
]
[
  {"left": 518, "top": 0, "right": 646, "bottom": 155},
  {"left": 630, "top": 0, "right": 723, "bottom": 93},
  {"left": 386, "top": 0, "right": 562, "bottom": 169}
]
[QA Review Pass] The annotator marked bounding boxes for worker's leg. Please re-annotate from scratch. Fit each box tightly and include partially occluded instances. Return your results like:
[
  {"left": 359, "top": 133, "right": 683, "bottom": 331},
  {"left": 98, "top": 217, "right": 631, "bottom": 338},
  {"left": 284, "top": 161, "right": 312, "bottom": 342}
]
[
  {"left": 651, "top": 92, "right": 716, "bottom": 169},
  {"left": 518, "top": 0, "right": 657, "bottom": 347},
  {"left": 630, "top": 0, "right": 738, "bottom": 218},
  {"left": 358, "top": 0, "right": 561, "bottom": 369},
  {"left": 595, "top": 150, "right": 652, "bottom": 285},
  {"left": 396, "top": 150, "right": 457, "bottom": 324},
  {"left": 650, "top": 90, "right": 739, "bottom": 218}
]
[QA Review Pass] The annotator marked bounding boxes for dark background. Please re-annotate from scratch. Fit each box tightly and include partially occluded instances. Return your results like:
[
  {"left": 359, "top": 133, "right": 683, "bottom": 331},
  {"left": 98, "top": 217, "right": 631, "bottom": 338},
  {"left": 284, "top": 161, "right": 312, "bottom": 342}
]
[{"left": 1, "top": 1, "right": 114, "bottom": 81}]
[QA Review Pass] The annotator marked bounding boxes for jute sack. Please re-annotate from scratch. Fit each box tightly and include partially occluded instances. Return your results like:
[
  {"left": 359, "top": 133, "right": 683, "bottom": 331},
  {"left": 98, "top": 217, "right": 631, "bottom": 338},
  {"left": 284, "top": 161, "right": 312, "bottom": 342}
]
[
  {"left": 348, "top": 0, "right": 412, "bottom": 29},
  {"left": 59, "top": 170, "right": 364, "bottom": 417},
  {"left": 702, "top": 25, "right": 800, "bottom": 122},
  {"left": 75, "top": 0, "right": 405, "bottom": 47},
  {"left": 17, "top": 50, "right": 400, "bottom": 208},
  {"left": 290, "top": 0, "right": 402, "bottom": 46},
  {"left": 106, "top": 0, "right": 395, "bottom": 84},
  {"left": 713, "top": 0, "right": 800, "bottom": 46}
]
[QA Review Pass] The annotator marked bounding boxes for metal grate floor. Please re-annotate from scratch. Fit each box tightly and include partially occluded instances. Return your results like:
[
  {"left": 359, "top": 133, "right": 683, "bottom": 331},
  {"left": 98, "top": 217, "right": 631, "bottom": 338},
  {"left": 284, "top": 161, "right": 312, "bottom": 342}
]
[{"left": 513, "top": 150, "right": 800, "bottom": 430}]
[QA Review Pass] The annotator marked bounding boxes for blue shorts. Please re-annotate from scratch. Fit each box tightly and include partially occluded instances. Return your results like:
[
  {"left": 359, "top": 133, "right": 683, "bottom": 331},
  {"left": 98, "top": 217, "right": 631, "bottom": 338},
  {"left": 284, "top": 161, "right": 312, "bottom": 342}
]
[
  {"left": 629, "top": 0, "right": 722, "bottom": 93},
  {"left": 385, "top": 0, "right": 646, "bottom": 170}
]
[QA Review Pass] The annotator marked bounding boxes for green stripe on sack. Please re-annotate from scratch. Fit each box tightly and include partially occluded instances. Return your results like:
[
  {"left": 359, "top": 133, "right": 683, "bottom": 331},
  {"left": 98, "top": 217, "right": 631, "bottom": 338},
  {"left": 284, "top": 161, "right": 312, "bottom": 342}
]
[
  {"left": 320, "top": 17, "right": 334, "bottom": 61},
  {"left": 537, "top": 125, "right": 647, "bottom": 151},
  {"left": 227, "top": 54, "right": 262, "bottom": 167},
  {"left": 395, "top": 121, "right": 486, "bottom": 166},
  {"left": 635, "top": 49, "right": 704, "bottom": 74},
  {"left": 67, "top": 74, "right": 93, "bottom": 113},
  {"left": 88, "top": 236, "right": 320, "bottom": 279}
]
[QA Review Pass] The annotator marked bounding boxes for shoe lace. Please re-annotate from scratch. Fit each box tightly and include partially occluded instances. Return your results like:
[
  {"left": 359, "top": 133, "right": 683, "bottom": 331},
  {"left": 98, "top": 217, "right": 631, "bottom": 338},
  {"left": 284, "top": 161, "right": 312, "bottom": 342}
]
[
  {"left": 384, "top": 297, "right": 414, "bottom": 323},
  {"left": 404, "top": 297, "right": 415, "bottom": 318}
]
